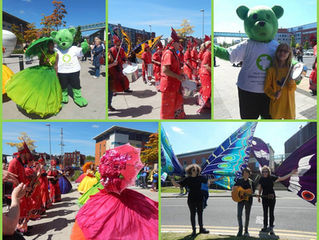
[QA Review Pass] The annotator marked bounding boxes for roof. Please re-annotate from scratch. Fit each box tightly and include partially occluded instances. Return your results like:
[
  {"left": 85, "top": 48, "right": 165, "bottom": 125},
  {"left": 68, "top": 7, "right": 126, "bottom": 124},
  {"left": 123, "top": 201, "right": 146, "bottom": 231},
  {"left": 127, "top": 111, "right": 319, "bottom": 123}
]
[
  {"left": 3, "top": 11, "right": 30, "bottom": 26},
  {"left": 176, "top": 147, "right": 216, "bottom": 158},
  {"left": 93, "top": 126, "right": 154, "bottom": 140}
]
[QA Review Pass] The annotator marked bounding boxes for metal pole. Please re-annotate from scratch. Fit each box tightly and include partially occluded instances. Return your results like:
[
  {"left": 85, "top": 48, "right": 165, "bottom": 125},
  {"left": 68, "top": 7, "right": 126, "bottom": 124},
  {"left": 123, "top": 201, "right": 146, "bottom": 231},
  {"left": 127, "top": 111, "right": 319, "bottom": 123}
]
[
  {"left": 200, "top": 9, "right": 204, "bottom": 38},
  {"left": 46, "top": 124, "right": 51, "bottom": 158},
  {"left": 149, "top": 25, "right": 152, "bottom": 38}
]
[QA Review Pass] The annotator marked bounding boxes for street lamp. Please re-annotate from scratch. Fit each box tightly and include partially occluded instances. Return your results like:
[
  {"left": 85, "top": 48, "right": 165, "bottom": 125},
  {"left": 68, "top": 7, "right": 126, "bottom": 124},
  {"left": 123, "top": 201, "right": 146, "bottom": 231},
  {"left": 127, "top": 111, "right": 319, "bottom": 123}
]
[
  {"left": 45, "top": 124, "right": 52, "bottom": 158},
  {"left": 200, "top": 9, "right": 204, "bottom": 39},
  {"left": 149, "top": 25, "right": 152, "bottom": 38}
]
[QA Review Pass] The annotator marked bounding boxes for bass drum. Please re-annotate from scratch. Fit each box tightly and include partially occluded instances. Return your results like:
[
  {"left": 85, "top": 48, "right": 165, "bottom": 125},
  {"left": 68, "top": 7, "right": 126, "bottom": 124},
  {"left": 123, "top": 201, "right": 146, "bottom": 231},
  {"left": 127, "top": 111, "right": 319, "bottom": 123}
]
[{"left": 291, "top": 62, "right": 307, "bottom": 82}]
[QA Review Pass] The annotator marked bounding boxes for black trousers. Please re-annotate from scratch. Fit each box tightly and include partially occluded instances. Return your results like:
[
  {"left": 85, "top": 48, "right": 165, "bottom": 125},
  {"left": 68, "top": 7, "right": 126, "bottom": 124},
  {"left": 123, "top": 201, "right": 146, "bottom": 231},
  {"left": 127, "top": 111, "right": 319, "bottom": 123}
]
[
  {"left": 238, "top": 87, "right": 271, "bottom": 119},
  {"left": 58, "top": 71, "right": 81, "bottom": 90},
  {"left": 237, "top": 200, "right": 252, "bottom": 232},
  {"left": 262, "top": 198, "right": 276, "bottom": 228},
  {"left": 188, "top": 199, "right": 203, "bottom": 231}
]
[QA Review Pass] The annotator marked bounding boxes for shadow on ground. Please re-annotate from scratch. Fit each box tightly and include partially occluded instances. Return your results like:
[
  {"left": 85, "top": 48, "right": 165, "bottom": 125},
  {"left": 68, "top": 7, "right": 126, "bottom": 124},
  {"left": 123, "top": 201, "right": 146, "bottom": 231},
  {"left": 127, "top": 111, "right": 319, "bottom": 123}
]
[{"left": 108, "top": 105, "right": 153, "bottom": 118}]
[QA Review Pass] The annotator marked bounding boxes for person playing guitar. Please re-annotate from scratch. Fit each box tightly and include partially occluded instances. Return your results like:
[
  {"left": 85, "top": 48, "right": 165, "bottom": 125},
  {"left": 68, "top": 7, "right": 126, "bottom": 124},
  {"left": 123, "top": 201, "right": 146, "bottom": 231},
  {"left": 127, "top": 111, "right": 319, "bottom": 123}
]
[{"left": 232, "top": 167, "right": 255, "bottom": 237}]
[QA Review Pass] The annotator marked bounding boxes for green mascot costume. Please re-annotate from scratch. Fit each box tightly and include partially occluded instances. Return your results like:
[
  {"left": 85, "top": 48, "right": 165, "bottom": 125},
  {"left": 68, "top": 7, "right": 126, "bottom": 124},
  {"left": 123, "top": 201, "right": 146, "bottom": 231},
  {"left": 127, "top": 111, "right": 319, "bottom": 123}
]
[
  {"left": 51, "top": 28, "right": 90, "bottom": 107},
  {"left": 215, "top": 5, "right": 284, "bottom": 119}
]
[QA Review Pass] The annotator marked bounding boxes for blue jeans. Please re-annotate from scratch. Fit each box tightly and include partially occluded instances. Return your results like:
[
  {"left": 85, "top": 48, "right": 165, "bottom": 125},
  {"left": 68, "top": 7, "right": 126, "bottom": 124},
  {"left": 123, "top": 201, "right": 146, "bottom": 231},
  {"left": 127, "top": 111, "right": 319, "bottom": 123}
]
[{"left": 95, "top": 66, "right": 100, "bottom": 77}]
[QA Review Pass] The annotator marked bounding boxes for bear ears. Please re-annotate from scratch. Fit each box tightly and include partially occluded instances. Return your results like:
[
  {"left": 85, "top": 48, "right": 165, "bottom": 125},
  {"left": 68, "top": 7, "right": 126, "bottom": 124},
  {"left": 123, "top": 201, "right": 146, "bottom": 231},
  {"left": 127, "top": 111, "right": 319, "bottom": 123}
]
[
  {"left": 50, "top": 27, "right": 77, "bottom": 39},
  {"left": 236, "top": 5, "right": 284, "bottom": 20}
]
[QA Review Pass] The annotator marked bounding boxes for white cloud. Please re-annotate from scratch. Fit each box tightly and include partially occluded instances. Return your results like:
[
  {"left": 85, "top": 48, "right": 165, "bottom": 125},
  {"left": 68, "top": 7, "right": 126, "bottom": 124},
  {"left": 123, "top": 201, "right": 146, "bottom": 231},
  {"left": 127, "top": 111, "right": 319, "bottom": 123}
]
[
  {"left": 22, "top": 0, "right": 31, "bottom": 2},
  {"left": 171, "top": 126, "right": 185, "bottom": 135},
  {"left": 92, "top": 124, "right": 100, "bottom": 128},
  {"left": 19, "top": 10, "right": 25, "bottom": 14}
]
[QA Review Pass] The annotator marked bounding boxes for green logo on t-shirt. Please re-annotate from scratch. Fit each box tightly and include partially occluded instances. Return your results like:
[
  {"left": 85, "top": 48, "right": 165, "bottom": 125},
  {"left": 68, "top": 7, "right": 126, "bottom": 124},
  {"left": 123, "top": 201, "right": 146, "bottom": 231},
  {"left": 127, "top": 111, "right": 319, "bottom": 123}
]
[
  {"left": 62, "top": 54, "right": 71, "bottom": 63},
  {"left": 256, "top": 54, "right": 272, "bottom": 71}
]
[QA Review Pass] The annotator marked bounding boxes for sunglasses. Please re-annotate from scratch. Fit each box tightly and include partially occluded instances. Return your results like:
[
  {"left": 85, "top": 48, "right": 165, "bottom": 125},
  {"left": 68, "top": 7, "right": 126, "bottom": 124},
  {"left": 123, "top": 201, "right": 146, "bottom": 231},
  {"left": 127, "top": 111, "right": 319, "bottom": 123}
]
[{"left": 262, "top": 171, "right": 268, "bottom": 173}]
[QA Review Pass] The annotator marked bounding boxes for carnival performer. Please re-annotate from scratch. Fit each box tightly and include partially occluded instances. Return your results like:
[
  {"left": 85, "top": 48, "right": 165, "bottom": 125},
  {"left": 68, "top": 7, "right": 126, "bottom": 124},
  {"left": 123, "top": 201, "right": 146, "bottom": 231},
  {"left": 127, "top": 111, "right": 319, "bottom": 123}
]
[
  {"left": 197, "top": 41, "right": 211, "bottom": 113},
  {"left": 107, "top": 48, "right": 120, "bottom": 111},
  {"left": 71, "top": 144, "right": 158, "bottom": 240},
  {"left": 264, "top": 43, "right": 297, "bottom": 119},
  {"left": 109, "top": 35, "right": 132, "bottom": 93},
  {"left": 258, "top": 166, "right": 297, "bottom": 235},
  {"left": 309, "top": 35, "right": 317, "bottom": 96},
  {"left": 141, "top": 44, "right": 153, "bottom": 85},
  {"left": 232, "top": 168, "right": 255, "bottom": 237},
  {"left": 171, "top": 164, "right": 212, "bottom": 236},
  {"left": 47, "top": 160, "right": 62, "bottom": 203},
  {"left": 160, "top": 28, "right": 186, "bottom": 119},
  {"left": 183, "top": 41, "right": 193, "bottom": 80},
  {"left": 8, "top": 143, "right": 32, "bottom": 234},
  {"left": 38, "top": 157, "right": 51, "bottom": 211},
  {"left": 178, "top": 45, "right": 184, "bottom": 68},
  {"left": 2, "top": 64, "right": 14, "bottom": 95},
  {"left": 5, "top": 39, "right": 62, "bottom": 118},
  {"left": 152, "top": 42, "right": 163, "bottom": 91},
  {"left": 191, "top": 41, "right": 199, "bottom": 82},
  {"left": 77, "top": 162, "right": 98, "bottom": 194},
  {"left": 59, "top": 169, "right": 72, "bottom": 194}
]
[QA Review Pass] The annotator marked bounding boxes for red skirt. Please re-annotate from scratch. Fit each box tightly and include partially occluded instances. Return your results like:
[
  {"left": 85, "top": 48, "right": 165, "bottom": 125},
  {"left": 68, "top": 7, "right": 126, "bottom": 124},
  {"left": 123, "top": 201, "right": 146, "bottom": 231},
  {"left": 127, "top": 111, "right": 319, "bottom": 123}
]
[
  {"left": 49, "top": 181, "right": 61, "bottom": 203},
  {"left": 161, "top": 90, "right": 186, "bottom": 119},
  {"left": 197, "top": 73, "right": 211, "bottom": 113}
]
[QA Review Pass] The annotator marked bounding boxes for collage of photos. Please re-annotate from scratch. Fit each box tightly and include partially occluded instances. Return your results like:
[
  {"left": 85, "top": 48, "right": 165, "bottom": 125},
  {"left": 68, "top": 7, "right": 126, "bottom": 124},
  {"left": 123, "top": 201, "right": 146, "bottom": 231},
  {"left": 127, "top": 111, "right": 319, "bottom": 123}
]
[{"left": 1, "top": 0, "right": 317, "bottom": 240}]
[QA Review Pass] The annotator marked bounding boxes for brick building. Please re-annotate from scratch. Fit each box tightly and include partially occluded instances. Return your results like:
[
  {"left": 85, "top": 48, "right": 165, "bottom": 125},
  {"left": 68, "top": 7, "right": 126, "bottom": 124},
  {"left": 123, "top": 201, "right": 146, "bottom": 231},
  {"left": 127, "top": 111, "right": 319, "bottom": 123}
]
[
  {"left": 62, "top": 151, "right": 86, "bottom": 169},
  {"left": 93, "top": 126, "right": 153, "bottom": 165}
]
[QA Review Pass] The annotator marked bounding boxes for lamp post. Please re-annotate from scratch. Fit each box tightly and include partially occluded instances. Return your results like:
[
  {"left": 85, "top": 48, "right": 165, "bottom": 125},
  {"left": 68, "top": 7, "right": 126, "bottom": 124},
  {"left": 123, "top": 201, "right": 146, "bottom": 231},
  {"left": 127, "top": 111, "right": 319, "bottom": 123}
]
[
  {"left": 149, "top": 25, "right": 152, "bottom": 38},
  {"left": 200, "top": 9, "right": 204, "bottom": 38},
  {"left": 45, "top": 124, "right": 51, "bottom": 158}
]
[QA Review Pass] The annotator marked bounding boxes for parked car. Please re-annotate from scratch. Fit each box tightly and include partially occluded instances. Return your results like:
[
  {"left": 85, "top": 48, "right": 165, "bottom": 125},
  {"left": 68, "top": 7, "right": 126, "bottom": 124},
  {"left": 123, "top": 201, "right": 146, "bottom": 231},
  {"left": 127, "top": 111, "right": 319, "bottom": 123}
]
[{"left": 305, "top": 49, "right": 314, "bottom": 56}]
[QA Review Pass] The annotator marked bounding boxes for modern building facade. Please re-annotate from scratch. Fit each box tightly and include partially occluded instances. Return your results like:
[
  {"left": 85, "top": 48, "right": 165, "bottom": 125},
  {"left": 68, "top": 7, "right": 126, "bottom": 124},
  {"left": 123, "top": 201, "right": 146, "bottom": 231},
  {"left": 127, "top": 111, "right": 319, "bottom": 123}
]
[
  {"left": 3, "top": 11, "right": 30, "bottom": 32},
  {"left": 93, "top": 126, "right": 153, "bottom": 165}
]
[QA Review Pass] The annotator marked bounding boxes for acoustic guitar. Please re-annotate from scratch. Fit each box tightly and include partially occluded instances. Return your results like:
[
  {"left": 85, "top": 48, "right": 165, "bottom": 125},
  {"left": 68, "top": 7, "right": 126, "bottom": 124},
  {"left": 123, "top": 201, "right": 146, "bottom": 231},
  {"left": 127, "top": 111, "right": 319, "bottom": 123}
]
[{"left": 232, "top": 186, "right": 274, "bottom": 202}]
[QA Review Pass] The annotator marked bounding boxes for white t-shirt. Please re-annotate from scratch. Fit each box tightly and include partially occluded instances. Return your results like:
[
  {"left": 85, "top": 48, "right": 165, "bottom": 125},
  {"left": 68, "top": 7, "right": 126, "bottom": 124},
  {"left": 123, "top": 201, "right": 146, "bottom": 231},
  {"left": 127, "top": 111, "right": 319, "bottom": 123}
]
[
  {"left": 228, "top": 39, "right": 279, "bottom": 93},
  {"left": 55, "top": 46, "right": 83, "bottom": 73}
]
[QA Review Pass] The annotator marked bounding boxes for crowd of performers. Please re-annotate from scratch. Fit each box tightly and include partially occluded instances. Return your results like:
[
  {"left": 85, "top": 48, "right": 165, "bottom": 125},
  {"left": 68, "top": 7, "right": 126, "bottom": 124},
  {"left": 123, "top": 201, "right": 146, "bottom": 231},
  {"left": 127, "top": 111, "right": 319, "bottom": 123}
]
[
  {"left": 170, "top": 164, "right": 297, "bottom": 237},
  {"left": 3, "top": 143, "right": 72, "bottom": 239},
  {"left": 108, "top": 28, "right": 211, "bottom": 119}
]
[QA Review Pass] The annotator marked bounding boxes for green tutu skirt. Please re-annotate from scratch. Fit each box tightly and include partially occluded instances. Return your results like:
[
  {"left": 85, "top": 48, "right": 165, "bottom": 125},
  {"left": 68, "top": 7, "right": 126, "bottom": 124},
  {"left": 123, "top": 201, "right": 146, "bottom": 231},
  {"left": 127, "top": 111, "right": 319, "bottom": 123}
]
[
  {"left": 78, "top": 182, "right": 104, "bottom": 207},
  {"left": 5, "top": 65, "right": 62, "bottom": 117}
]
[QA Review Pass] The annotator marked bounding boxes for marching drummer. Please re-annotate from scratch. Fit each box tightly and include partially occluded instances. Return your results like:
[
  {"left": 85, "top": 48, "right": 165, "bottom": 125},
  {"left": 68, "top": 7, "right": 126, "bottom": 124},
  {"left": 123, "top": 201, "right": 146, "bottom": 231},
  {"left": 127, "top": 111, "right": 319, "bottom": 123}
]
[
  {"left": 152, "top": 42, "right": 163, "bottom": 91},
  {"left": 109, "top": 35, "right": 132, "bottom": 93},
  {"left": 141, "top": 44, "right": 153, "bottom": 85},
  {"left": 160, "top": 27, "right": 186, "bottom": 119}
]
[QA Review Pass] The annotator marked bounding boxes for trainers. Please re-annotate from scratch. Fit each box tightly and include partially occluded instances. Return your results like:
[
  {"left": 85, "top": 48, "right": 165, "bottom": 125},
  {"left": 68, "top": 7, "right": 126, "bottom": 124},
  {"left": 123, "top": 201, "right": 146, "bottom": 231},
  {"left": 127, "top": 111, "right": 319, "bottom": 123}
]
[
  {"left": 261, "top": 227, "right": 268, "bottom": 232},
  {"left": 93, "top": 76, "right": 98, "bottom": 79},
  {"left": 199, "top": 228, "right": 209, "bottom": 234},
  {"left": 237, "top": 230, "right": 243, "bottom": 237},
  {"left": 191, "top": 230, "right": 196, "bottom": 237},
  {"left": 244, "top": 231, "right": 250, "bottom": 237},
  {"left": 108, "top": 106, "right": 116, "bottom": 111}
]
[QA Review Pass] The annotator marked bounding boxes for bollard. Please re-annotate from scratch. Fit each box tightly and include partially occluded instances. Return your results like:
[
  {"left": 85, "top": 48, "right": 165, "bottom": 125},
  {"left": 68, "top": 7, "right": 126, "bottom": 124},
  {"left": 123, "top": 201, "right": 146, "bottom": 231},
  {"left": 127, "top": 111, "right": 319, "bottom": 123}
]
[{"left": 19, "top": 55, "right": 24, "bottom": 70}]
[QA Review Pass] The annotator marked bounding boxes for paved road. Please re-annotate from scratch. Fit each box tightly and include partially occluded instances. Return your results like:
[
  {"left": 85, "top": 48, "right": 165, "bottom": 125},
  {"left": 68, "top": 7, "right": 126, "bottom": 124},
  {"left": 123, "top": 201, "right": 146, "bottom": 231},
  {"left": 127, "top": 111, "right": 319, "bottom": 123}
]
[
  {"left": 23, "top": 183, "right": 158, "bottom": 240},
  {"left": 161, "top": 191, "right": 316, "bottom": 240},
  {"left": 214, "top": 56, "right": 317, "bottom": 119},
  {"left": 108, "top": 63, "right": 211, "bottom": 119},
  {"left": 3, "top": 56, "right": 106, "bottom": 120}
]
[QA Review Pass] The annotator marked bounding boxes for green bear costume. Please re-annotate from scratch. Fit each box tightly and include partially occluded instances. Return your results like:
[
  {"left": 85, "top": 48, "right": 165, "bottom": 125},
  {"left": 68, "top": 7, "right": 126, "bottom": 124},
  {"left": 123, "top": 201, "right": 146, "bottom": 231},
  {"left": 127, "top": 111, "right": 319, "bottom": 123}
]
[
  {"left": 215, "top": 5, "right": 284, "bottom": 119},
  {"left": 51, "top": 28, "right": 90, "bottom": 107}
]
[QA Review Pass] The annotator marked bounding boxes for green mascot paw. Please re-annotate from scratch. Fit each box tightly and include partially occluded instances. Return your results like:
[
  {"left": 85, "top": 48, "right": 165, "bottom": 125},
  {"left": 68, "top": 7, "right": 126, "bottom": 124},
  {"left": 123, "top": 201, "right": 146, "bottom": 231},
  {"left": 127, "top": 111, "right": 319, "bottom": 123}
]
[
  {"left": 81, "top": 39, "right": 89, "bottom": 54},
  {"left": 72, "top": 88, "right": 88, "bottom": 107},
  {"left": 62, "top": 89, "right": 69, "bottom": 103}
]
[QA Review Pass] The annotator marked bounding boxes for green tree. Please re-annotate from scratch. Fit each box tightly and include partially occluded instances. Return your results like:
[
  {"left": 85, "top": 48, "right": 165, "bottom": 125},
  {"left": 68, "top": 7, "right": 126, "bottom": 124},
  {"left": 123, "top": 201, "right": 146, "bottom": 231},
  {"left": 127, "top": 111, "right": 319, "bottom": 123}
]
[
  {"left": 176, "top": 19, "right": 195, "bottom": 38},
  {"left": 85, "top": 155, "right": 95, "bottom": 162},
  {"left": 11, "top": 24, "right": 25, "bottom": 45},
  {"left": 24, "top": 23, "right": 40, "bottom": 43},
  {"left": 74, "top": 26, "right": 82, "bottom": 45},
  {"left": 40, "top": 0, "right": 67, "bottom": 32},
  {"left": 290, "top": 35, "right": 296, "bottom": 48},
  {"left": 141, "top": 133, "right": 158, "bottom": 164},
  {"left": 303, "top": 41, "right": 309, "bottom": 50}
]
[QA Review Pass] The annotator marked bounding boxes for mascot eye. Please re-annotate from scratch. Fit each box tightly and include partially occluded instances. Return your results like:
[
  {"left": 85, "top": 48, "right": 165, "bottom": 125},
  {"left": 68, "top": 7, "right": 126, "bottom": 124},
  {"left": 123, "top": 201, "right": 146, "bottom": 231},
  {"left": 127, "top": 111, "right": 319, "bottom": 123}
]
[
  {"left": 59, "top": 38, "right": 62, "bottom": 41},
  {"left": 252, "top": 14, "right": 258, "bottom": 20}
]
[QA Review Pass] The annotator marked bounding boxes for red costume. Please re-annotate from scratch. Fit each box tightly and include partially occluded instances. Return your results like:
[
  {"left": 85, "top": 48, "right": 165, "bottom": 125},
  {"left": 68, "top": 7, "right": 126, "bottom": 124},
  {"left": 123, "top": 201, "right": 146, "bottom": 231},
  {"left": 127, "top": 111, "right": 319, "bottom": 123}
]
[
  {"left": 198, "top": 46, "right": 211, "bottom": 113},
  {"left": 191, "top": 45, "right": 199, "bottom": 80},
  {"left": 178, "top": 46, "right": 184, "bottom": 67},
  {"left": 109, "top": 35, "right": 130, "bottom": 92},
  {"left": 8, "top": 143, "right": 31, "bottom": 233},
  {"left": 26, "top": 166, "right": 42, "bottom": 220},
  {"left": 152, "top": 46, "right": 162, "bottom": 90},
  {"left": 183, "top": 43, "right": 193, "bottom": 80},
  {"left": 38, "top": 158, "right": 51, "bottom": 210},
  {"left": 141, "top": 45, "right": 152, "bottom": 81},
  {"left": 47, "top": 160, "right": 61, "bottom": 203},
  {"left": 160, "top": 29, "right": 186, "bottom": 119}
]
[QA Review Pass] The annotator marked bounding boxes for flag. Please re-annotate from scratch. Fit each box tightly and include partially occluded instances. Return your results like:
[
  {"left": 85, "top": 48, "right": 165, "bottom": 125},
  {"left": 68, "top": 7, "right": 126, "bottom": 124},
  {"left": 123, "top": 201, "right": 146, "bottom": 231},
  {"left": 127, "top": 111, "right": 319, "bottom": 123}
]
[{"left": 251, "top": 137, "right": 270, "bottom": 168}]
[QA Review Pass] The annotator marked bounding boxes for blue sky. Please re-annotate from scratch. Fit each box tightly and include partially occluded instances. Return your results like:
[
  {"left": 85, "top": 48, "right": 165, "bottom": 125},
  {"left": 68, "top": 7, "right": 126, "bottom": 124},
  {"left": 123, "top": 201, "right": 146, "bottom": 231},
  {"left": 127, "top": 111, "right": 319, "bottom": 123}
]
[
  {"left": 108, "top": 0, "right": 211, "bottom": 39},
  {"left": 162, "top": 122, "right": 310, "bottom": 155},
  {"left": 2, "top": 122, "right": 158, "bottom": 156},
  {"left": 3, "top": 0, "right": 105, "bottom": 35},
  {"left": 214, "top": 0, "right": 316, "bottom": 43}
]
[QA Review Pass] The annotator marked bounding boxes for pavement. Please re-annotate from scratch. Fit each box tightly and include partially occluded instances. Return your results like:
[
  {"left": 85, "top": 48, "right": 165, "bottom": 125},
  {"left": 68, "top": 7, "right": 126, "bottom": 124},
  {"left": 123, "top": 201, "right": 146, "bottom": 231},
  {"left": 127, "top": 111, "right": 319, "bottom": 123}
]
[
  {"left": 22, "top": 183, "right": 158, "bottom": 240},
  {"left": 108, "top": 63, "right": 211, "bottom": 119},
  {"left": 3, "top": 55, "right": 106, "bottom": 119},
  {"left": 161, "top": 190, "right": 316, "bottom": 240},
  {"left": 214, "top": 56, "right": 317, "bottom": 119}
]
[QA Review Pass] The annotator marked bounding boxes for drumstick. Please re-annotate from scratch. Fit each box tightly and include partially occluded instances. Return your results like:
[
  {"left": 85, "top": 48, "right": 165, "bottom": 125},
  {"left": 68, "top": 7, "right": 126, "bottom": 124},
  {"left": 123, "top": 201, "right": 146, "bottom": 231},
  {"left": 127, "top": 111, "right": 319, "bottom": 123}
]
[
  {"left": 115, "top": 36, "right": 124, "bottom": 62},
  {"left": 274, "top": 65, "right": 293, "bottom": 100}
]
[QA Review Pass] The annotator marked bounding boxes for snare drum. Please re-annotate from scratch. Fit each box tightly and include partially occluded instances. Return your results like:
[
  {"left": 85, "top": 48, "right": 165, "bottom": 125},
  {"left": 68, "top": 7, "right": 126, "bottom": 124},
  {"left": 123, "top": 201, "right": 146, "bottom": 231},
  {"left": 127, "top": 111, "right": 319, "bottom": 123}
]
[
  {"left": 123, "top": 63, "right": 139, "bottom": 83},
  {"left": 182, "top": 79, "right": 197, "bottom": 97},
  {"left": 291, "top": 62, "right": 307, "bottom": 82}
]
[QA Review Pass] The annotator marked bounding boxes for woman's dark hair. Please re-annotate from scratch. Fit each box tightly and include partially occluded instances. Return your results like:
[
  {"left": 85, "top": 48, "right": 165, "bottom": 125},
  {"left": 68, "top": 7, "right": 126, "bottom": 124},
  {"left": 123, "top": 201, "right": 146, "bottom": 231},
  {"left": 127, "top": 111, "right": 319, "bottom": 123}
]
[
  {"left": 185, "top": 164, "right": 201, "bottom": 176},
  {"left": 242, "top": 167, "right": 251, "bottom": 175}
]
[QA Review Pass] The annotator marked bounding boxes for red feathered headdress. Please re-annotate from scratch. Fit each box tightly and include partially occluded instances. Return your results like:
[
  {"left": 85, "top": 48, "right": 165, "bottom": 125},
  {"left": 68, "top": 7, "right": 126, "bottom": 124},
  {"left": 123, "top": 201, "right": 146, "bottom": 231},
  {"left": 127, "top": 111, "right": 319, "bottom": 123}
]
[
  {"left": 204, "top": 35, "right": 211, "bottom": 42},
  {"left": 112, "top": 35, "right": 120, "bottom": 44},
  {"left": 171, "top": 27, "right": 180, "bottom": 42}
]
